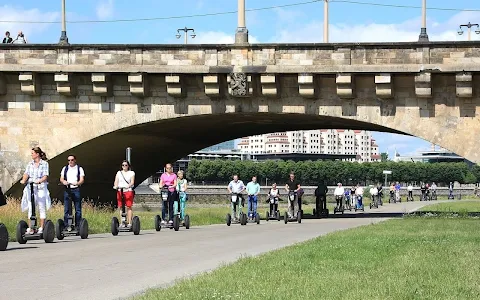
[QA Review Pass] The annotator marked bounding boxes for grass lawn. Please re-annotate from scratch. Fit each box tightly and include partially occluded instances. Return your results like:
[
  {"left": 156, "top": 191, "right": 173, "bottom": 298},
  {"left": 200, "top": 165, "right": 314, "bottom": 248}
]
[
  {"left": 134, "top": 217, "right": 480, "bottom": 300},
  {"left": 419, "top": 200, "right": 480, "bottom": 213}
]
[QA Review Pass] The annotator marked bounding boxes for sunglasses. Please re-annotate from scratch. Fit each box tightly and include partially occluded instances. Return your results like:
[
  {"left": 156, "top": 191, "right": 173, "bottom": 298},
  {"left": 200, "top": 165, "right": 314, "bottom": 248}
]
[
  {"left": 68, "top": 159, "right": 75, "bottom": 161},
  {"left": 122, "top": 164, "right": 128, "bottom": 167}
]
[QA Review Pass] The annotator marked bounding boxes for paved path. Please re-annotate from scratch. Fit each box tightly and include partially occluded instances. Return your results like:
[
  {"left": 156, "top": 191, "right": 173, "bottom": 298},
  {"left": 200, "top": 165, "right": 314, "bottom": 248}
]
[{"left": 1, "top": 201, "right": 435, "bottom": 300}]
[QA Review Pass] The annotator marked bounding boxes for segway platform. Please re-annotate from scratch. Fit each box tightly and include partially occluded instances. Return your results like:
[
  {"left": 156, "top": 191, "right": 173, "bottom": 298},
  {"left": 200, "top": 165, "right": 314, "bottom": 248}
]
[
  {"left": 16, "top": 183, "right": 55, "bottom": 244},
  {"left": 56, "top": 217, "right": 89, "bottom": 240},
  {"left": 111, "top": 188, "right": 141, "bottom": 236}
]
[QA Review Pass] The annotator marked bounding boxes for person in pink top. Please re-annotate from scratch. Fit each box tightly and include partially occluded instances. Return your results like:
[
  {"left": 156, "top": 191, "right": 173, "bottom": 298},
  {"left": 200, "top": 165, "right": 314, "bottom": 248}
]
[{"left": 159, "top": 163, "right": 177, "bottom": 225}]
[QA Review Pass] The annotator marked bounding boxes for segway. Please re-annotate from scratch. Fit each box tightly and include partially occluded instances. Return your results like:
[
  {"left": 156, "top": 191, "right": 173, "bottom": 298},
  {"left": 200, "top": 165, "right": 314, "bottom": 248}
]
[
  {"left": 420, "top": 192, "right": 427, "bottom": 201},
  {"left": 0, "top": 223, "right": 8, "bottom": 251},
  {"left": 369, "top": 194, "right": 379, "bottom": 209},
  {"left": 389, "top": 191, "right": 396, "bottom": 203},
  {"left": 226, "top": 193, "right": 246, "bottom": 226},
  {"left": 16, "top": 182, "right": 55, "bottom": 244},
  {"left": 265, "top": 195, "right": 281, "bottom": 221},
  {"left": 111, "top": 188, "right": 141, "bottom": 236},
  {"left": 344, "top": 194, "right": 352, "bottom": 211},
  {"left": 431, "top": 190, "right": 437, "bottom": 200},
  {"left": 245, "top": 195, "right": 260, "bottom": 225},
  {"left": 56, "top": 184, "right": 89, "bottom": 240},
  {"left": 354, "top": 194, "right": 364, "bottom": 212},
  {"left": 155, "top": 186, "right": 180, "bottom": 231},
  {"left": 313, "top": 195, "right": 329, "bottom": 218},
  {"left": 378, "top": 192, "right": 383, "bottom": 206},
  {"left": 333, "top": 195, "right": 344, "bottom": 214},
  {"left": 407, "top": 192, "right": 414, "bottom": 202},
  {"left": 284, "top": 190, "right": 301, "bottom": 224},
  {"left": 395, "top": 191, "right": 402, "bottom": 203}
]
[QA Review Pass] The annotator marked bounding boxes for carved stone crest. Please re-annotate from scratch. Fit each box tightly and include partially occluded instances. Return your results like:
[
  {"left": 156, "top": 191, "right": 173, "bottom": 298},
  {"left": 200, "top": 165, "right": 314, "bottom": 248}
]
[{"left": 229, "top": 72, "right": 247, "bottom": 97}]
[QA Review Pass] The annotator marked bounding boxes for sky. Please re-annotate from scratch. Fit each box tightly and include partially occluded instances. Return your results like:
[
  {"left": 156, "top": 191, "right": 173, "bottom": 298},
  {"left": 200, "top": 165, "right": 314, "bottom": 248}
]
[{"left": 0, "top": 0, "right": 478, "bottom": 158}]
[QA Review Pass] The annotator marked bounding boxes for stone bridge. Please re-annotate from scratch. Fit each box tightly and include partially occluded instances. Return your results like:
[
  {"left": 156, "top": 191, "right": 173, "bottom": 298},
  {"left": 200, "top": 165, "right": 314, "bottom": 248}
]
[{"left": 0, "top": 41, "right": 479, "bottom": 200}]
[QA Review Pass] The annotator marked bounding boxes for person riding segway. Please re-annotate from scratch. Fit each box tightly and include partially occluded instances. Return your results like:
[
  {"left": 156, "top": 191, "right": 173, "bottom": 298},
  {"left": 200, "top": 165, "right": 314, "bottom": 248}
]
[
  {"left": 111, "top": 160, "right": 141, "bottom": 235},
  {"left": 174, "top": 170, "right": 190, "bottom": 229},
  {"left": 226, "top": 174, "right": 246, "bottom": 226},
  {"left": 369, "top": 185, "right": 379, "bottom": 209},
  {"left": 377, "top": 183, "right": 383, "bottom": 206},
  {"left": 407, "top": 183, "right": 414, "bottom": 201},
  {"left": 56, "top": 155, "right": 89, "bottom": 240},
  {"left": 284, "top": 172, "right": 301, "bottom": 224},
  {"left": 266, "top": 183, "right": 281, "bottom": 221},
  {"left": 333, "top": 183, "right": 345, "bottom": 215},
  {"left": 245, "top": 176, "right": 261, "bottom": 224},
  {"left": 343, "top": 188, "right": 352, "bottom": 211},
  {"left": 420, "top": 182, "right": 427, "bottom": 201},
  {"left": 314, "top": 181, "right": 328, "bottom": 218},
  {"left": 389, "top": 183, "right": 396, "bottom": 203},
  {"left": 354, "top": 184, "right": 365, "bottom": 212},
  {"left": 16, "top": 147, "right": 55, "bottom": 244},
  {"left": 430, "top": 182, "right": 438, "bottom": 200},
  {"left": 155, "top": 163, "right": 180, "bottom": 231}
]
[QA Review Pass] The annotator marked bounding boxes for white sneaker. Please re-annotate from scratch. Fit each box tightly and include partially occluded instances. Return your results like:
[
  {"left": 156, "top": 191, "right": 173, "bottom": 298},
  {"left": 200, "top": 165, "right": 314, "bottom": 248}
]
[
  {"left": 37, "top": 227, "right": 43, "bottom": 234},
  {"left": 168, "top": 220, "right": 173, "bottom": 224},
  {"left": 26, "top": 228, "right": 33, "bottom": 234},
  {"left": 127, "top": 224, "right": 132, "bottom": 229},
  {"left": 161, "top": 220, "right": 166, "bottom": 225}
]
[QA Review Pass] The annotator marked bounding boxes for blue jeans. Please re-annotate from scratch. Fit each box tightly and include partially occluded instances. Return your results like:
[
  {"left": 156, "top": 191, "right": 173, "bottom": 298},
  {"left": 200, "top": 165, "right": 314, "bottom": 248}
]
[
  {"left": 247, "top": 195, "right": 258, "bottom": 217},
  {"left": 64, "top": 188, "right": 81, "bottom": 226},
  {"left": 356, "top": 195, "right": 363, "bottom": 208}
]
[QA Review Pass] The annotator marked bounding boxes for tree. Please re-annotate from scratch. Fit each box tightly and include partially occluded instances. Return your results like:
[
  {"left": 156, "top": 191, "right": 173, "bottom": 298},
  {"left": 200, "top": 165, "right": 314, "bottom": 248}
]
[{"left": 381, "top": 152, "right": 389, "bottom": 162}]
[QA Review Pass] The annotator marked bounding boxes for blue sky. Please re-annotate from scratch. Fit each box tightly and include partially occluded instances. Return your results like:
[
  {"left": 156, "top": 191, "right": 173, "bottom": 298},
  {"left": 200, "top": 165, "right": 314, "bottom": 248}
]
[{"left": 0, "top": 0, "right": 478, "bottom": 157}]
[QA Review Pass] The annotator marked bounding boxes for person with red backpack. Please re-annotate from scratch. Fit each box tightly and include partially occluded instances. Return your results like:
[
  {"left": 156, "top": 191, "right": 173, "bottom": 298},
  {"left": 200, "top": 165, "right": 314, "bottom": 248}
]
[{"left": 59, "top": 154, "right": 85, "bottom": 230}]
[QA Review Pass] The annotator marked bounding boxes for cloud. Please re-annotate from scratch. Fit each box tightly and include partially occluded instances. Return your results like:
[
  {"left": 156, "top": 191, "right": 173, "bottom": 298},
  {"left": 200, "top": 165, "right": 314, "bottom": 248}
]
[
  {"left": 96, "top": 0, "right": 114, "bottom": 20},
  {"left": 0, "top": 5, "right": 58, "bottom": 39},
  {"left": 269, "top": 10, "right": 480, "bottom": 42}
]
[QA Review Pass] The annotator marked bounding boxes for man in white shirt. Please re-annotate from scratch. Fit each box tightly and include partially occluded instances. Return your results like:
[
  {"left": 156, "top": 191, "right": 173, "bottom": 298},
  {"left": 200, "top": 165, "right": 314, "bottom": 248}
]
[
  {"left": 60, "top": 154, "right": 85, "bottom": 229},
  {"left": 334, "top": 183, "right": 345, "bottom": 209},
  {"left": 227, "top": 174, "right": 245, "bottom": 220},
  {"left": 407, "top": 184, "right": 413, "bottom": 200},
  {"left": 370, "top": 185, "right": 378, "bottom": 204}
]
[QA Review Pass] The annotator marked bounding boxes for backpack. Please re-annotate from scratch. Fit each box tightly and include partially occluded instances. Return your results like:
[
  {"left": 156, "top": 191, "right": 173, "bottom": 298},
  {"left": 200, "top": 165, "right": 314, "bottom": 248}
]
[{"left": 63, "top": 165, "right": 81, "bottom": 183}]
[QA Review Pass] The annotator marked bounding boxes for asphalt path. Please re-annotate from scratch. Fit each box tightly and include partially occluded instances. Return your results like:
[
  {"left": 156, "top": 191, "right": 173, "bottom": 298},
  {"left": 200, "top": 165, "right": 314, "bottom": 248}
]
[{"left": 1, "top": 200, "right": 436, "bottom": 300}]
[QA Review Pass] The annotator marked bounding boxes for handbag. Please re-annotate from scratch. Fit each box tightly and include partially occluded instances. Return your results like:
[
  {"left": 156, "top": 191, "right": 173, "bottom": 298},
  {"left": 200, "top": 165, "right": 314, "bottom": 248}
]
[{"left": 120, "top": 172, "right": 135, "bottom": 196}]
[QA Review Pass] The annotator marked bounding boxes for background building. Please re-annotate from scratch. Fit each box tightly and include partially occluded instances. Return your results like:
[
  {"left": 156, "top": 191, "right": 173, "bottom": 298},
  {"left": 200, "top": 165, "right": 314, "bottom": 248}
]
[
  {"left": 237, "top": 129, "right": 380, "bottom": 162},
  {"left": 201, "top": 140, "right": 235, "bottom": 152}
]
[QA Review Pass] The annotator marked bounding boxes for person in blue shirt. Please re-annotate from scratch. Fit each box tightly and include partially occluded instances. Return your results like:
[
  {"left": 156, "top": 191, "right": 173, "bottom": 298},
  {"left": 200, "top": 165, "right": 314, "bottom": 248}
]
[
  {"left": 394, "top": 182, "right": 401, "bottom": 202},
  {"left": 246, "top": 176, "right": 260, "bottom": 219}
]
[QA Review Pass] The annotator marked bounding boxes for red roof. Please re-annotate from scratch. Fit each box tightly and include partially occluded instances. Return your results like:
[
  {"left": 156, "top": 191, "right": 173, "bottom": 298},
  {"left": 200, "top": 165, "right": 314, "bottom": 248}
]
[
  {"left": 337, "top": 129, "right": 345, "bottom": 132},
  {"left": 265, "top": 141, "right": 290, "bottom": 144},
  {"left": 354, "top": 130, "right": 362, "bottom": 134},
  {"left": 371, "top": 155, "right": 381, "bottom": 159}
]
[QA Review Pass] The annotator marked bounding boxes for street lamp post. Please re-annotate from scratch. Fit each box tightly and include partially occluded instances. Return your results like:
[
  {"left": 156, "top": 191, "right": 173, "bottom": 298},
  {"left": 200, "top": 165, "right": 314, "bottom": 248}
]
[
  {"left": 323, "top": 0, "right": 329, "bottom": 43},
  {"left": 176, "top": 27, "right": 196, "bottom": 44},
  {"left": 458, "top": 22, "right": 480, "bottom": 41},
  {"left": 418, "top": 0, "right": 429, "bottom": 42},
  {"left": 59, "top": 0, "right": 69, "bottom": 44},
  {"left": 235, "top": 0, "right": 249, "bottom": 44}
]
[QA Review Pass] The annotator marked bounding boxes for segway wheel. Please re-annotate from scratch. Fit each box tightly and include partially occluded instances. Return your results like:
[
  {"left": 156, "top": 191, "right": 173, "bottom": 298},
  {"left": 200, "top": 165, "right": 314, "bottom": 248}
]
[
  {"left": 43, "top": 220, "right": 55, "bottom": 243},
  {"left": 266, "top": 211, "right": 269, "bottom": 221},
  {"left": 0, "top": 223, "right": 8, "bottom": 251},
  {"left": 132, "top": 216, "right": 141, "bottom": 235},
  {"left": 173, "top": 216, "right": 180, "bottom": 231},
  {"left": 79, "top": 218, "right": 89, "bottom": 239},
  {"left": 16, "top": 220, "right": 28, "bottom": 244},
  {"left": 111, "top": 217, "right": 119, "bottom": 236},
  {"left": 276, "top": 211, "right": 281, "bottom": 221},
  {"left": 184, "top": 215, "right": 190, "bottom": 229},
  {"left": 369, "top": 203, "right": 372, "bottom": 209},
  {"left": 154, "top": 215, "right": 162, "bottom": 232},
  {"left": 255, "top": 213, "right": 260, "bottom": 225},
  {"left": 297, "top": 211, "right": 302, "bottom": 223},
  {"left": 56, "top": 219, "right": 65, "bottom": 240},
  {"left": 226, "top": 213, "right": 232, "bottom": 226},
  {"left": 241, "top": 213, "right": 247, "bottom": 226},
  {"left": 313, "top": 208, "right": 316, "bottom": 217},
  {"left": 284, "top": 212, "right": 288, "bottom": 224}
]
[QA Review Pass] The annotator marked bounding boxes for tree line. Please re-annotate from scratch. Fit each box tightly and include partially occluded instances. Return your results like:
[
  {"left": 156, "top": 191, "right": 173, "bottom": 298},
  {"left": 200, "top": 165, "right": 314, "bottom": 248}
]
[{"left": 185, "top": 159, "right": 480, "bottom": 186}]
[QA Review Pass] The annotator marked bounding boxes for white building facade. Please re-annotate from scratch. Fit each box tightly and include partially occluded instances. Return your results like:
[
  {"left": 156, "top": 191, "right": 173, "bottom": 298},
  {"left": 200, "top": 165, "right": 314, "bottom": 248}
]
[{"left": 238, "top": 129, "right": 380, "bottom": 162}]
